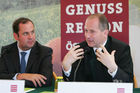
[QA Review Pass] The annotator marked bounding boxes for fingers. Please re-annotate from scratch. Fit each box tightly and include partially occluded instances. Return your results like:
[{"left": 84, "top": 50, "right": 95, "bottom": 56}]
[
  {"left": 35, "top": 78, "right": 42, "bottom": 87},
  {"left": 96, "top": 49, "right": 103, "bottom": 62},
  {"left": 63, "top": 45, "right": 84, "bottom": 71},
  {"left": 96, "top": 49, "right": 103, "bottom": 55},
  {"left": 72, "top": 45, "right": 80, "bottom": 51},
  {"left": 96, "top": 50, "right": 101, "bottom": 57},
  {"left": 75, "top": 48, "right": 83, "bottom": 54},
  {"left": 73, "top": 45, "right": 84, "bottom": 54},
  {"left": 76, "top": 49, "right": 84, "bottom": 56},
  {"left": 32, "top": 79, "right": 37, "bottom": 87},
  {"left": 100, "top": 45, "right": 108, "bottom": 54},
  {"left": 22, "top": 73, "right": 47, "bottom": 87},
  {"left": 34, "top": 74, "right": 47, "bottom": 87},
  {"left": 32, "top": 77, "right": 43, "bottom": 87},
  {"left": 71, "top": 45, "right": 84, "bottom": 60},
  {"left": 96, "top": 57, "right": 101, "bottom": 62},
  {"left": 111, "top": 50, "right": 116, "bottom": 56},
  {"left": 39, "top": 77, "right": 46, "bottom": 85},
  {"left": 39, "top": 75, "right": 47, "bottom": 85}
]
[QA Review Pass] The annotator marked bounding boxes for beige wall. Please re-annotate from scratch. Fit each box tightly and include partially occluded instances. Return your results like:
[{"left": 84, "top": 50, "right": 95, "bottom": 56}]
[
  {"left": 130, "top": 25, "right": 140, "bottom": 87},
  {"left": 129, "top": 1, "right": 140, "bottom": 87}
]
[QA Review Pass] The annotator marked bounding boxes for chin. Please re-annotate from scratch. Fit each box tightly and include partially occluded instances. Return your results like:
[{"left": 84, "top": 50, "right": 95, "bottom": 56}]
[
  {"left": 29, "top": 45, "right": 34, "bottom": 48},
  {"left": 28, "top": 42, "right": 35, "bottom": 47},
  {"left": 26, "top": 45, "right": 33, "bottom": 49},
  {"left": 87, "top": 43, "right": 94, "bottom": 47}
]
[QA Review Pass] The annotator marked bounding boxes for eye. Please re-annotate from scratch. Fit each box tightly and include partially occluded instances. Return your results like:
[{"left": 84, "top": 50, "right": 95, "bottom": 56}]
[
  {"left": 90, "top": 30, "right": 95, "bottom": 33},
  {"left": 31, "top": 31, "right": 35, "bottom": 35},
  {"left": 23, "top": 32, "right": 28, "bottom": 36},
  {"left": 85, "top": 29, "right": 88, "bottom": 32}
]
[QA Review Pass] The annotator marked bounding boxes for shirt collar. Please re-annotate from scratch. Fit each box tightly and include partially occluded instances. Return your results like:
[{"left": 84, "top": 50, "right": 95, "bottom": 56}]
[
  {"left": 17, "top": 42, "right": 31, "bottom": 54},
  {"left": 93, "top": 40, "right": 107, "bottom": 52}
]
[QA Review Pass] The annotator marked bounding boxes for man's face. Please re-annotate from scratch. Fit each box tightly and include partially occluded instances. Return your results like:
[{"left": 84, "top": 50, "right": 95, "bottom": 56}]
[
  {"left": 14, "top": 21, "right": 36, "bottom": 50},
  {"left": 84, "top": 17, "right": 108, "bottom": 48}
]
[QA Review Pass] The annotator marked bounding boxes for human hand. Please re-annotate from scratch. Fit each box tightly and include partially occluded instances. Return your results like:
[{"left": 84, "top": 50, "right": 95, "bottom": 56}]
[
  {"left": 17, "top": 73, "right": 47, "bottom": 87},
  {"left": 62, "top": 45, "right": 84, "bottom": 71},
  {"left": 95, "top": 45, "right": 117, "bottom": 72}
]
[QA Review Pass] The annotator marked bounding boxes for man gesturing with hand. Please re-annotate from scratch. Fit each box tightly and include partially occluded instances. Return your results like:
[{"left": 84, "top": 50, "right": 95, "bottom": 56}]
[{"left": 62, "top": 13, "right": 133, "bottom": 83}]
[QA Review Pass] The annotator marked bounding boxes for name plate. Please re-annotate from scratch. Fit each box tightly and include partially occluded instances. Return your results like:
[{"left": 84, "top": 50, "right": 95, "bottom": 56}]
[
  {"left": 0, "top": 80, "right": 25, "bottom": 93},
  {"left": 58, "top": 82, "right": 133, "bottom": 93}
]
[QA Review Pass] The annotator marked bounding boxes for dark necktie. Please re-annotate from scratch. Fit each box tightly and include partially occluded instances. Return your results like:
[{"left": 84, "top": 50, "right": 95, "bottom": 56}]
[{"left": 20, "top": 52, "right": 27, "bottom": 73}]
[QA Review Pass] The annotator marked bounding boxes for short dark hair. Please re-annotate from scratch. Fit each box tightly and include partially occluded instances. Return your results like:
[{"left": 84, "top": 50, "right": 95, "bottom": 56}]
[
  {"left": 87, "top": 13, "right": 109, "bottom": 31},
  {"left": 12, "top": 17, "right": 34, "bottom": 34}
]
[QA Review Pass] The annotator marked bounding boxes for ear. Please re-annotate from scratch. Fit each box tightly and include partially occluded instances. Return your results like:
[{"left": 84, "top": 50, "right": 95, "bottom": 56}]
[
  {"left": 13, "top": 33, "right": 19, "bottom": 41},
  {"left": 104, "top": 29, "right": 109, "bottom": 36}
]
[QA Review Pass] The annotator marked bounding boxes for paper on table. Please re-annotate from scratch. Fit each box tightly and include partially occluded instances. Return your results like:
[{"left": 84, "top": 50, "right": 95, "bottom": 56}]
[
  {"left": 24, "top": 88, "right": 35, "bottom": 93},
  {"left": 41, "top": 91, "right": 54, "bottom": 93}
]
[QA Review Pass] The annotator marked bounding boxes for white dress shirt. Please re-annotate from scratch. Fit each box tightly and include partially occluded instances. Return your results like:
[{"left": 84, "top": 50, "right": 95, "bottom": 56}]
[{"left": 13, "top": 43, "right": 31, "bottom": 80}]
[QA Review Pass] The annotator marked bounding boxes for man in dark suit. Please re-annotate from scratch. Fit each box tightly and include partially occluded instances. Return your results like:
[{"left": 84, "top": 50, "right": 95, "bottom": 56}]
[
  {"left": 62, "top": 13, "right": 133, "bottom": 82},
  {"left": 0, "top": 17, "right": 53, "bottom": 87}
]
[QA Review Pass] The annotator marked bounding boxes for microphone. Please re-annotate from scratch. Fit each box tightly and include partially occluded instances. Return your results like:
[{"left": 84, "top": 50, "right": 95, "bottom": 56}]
[{"left": 84, "top": 46, "right": 90, "bottom": 55}]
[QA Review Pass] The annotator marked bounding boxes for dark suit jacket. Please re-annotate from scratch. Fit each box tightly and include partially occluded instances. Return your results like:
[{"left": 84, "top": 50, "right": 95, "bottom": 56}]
[
  {"left": 0, "top": 41, "right": 53, "bottom": 87},
  {"left": 63, "top": 36, "right": 133, "bottom": 83}
]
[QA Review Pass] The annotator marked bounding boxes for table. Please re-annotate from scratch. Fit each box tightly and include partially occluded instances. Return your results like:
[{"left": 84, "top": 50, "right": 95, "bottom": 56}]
[
  {"left": 27, "top": 79, "right": 140, "bottom": 93},
  {"left": 27, "top": 86, "right": 54, "bottom": 93},
  {"left": 27, "top": 78, "right": 55, "bottom": 93},
  {"left": 134, "top": 88, "right": 140, "bottom": 93}
]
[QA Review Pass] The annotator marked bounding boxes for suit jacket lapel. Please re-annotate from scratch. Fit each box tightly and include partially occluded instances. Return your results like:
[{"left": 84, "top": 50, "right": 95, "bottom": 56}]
[
  {"left": 8, "top": 42, "right": 20, "bottom": 72},
  {"left": 105, "top": 36, "right": 112, "bottom": 54}
]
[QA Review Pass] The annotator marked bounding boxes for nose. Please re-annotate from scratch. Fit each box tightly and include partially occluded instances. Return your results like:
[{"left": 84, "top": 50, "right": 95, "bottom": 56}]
[
  {"left": 85, "top": 32, "right": 91, "bottom": 38},
  {"left": 28, "top": 33, "right": 33, "bottom": 39}
]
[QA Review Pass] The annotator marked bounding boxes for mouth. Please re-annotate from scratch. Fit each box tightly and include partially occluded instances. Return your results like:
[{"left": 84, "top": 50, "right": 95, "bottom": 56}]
[
  {"left": 87, "top": 39, "right": 94, "bottom": 43},
  {"left": 86, "top": 40, "right": 96, "bottom": 47},
  {"left": 28, "top": 40, "right": 35, "bottom": 45}
]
